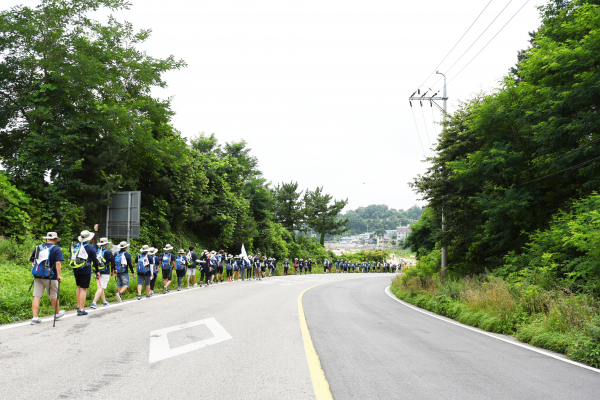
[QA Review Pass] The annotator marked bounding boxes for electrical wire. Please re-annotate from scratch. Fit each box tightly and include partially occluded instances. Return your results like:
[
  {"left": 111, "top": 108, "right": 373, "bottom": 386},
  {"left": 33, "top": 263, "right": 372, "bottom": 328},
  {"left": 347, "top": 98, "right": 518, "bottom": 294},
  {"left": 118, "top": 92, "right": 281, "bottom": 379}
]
[
  {"left": 443, "top": 0, "right": 530, "bottom": 90},
  {"left": 516, "top": 155, "right": 600, "bottom": 187},
  {"left": 410, "top": 106, "right": 427, "bottom": 158},
  {"left": 419, "top": 0, "right": 494, "bottom": 88},
  {"left": 421, "top": 105, "right": 433, "bottom": 155},
  {"left": 521, "top": 137, "right": 600, "bottom": 174}
]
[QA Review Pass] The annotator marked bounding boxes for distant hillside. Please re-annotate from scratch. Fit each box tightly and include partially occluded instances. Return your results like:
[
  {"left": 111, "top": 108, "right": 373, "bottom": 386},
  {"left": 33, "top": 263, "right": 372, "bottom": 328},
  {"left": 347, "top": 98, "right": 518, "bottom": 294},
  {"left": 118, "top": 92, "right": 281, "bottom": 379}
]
[{"left": 337, "top": 204, "right": 422, "bottom": 236}]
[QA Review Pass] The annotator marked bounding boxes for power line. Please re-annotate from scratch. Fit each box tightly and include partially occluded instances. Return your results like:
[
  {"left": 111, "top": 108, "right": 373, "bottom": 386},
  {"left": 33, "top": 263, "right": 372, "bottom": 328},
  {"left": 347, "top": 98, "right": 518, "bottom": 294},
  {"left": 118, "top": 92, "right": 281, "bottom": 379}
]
[
  {"left": 420, "top": 105, "right": 432, "bottom": 155},
  {"left": 419, "top": 0, "right": 494, "bottom": 88},
  {"left": 521, "top": 137, "right": 600, "bottom": 174},
  {"left": 428, "top": 0, "right": 514, "bottom": 90},
  {"left": 410, "top": 106, "right": 427, "bottom": 158},
  {"left": 516, "top": 155, "right": 600, "bottom": 187},
  {"left": 445, "top": 0, "right": 530, "bottom": 89}
]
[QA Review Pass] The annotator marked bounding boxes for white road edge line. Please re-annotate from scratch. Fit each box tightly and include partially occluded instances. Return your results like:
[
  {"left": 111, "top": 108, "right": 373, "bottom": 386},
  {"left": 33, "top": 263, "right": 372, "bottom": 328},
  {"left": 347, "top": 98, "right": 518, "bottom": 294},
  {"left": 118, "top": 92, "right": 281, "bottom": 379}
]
[{"left": 384, "top": 285, "right": 600, "bottom": 375}]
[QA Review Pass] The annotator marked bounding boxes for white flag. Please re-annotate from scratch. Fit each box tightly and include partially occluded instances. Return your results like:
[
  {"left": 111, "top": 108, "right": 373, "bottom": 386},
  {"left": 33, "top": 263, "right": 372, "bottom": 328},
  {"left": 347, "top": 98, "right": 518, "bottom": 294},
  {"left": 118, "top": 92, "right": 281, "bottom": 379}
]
[
  {"left": 78, "top": 245, "right": 89, "bottom": 260},
  {"left": 240, "top": 244, "right": 249, "bottom": 263}
]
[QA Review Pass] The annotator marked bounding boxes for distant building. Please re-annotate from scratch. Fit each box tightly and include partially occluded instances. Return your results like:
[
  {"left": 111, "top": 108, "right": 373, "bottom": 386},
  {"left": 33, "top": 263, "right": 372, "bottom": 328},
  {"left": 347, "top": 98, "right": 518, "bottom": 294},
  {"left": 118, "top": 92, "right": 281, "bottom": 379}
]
[{"left": 396, "top": 226, "right": 412, "bottom": 239}]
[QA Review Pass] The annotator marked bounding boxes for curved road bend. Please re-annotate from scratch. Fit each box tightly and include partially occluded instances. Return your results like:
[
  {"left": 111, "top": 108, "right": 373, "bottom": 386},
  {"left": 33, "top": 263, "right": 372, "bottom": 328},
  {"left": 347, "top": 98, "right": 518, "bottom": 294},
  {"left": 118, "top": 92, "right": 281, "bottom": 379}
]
[{"left": 303, "top": 276, "right": 600, "bottom": 400}]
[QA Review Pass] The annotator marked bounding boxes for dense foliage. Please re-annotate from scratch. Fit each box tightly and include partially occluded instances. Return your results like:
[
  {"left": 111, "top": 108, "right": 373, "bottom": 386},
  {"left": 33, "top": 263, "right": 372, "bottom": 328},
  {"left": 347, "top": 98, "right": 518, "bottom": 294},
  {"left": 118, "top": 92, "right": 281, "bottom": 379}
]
[
  {"left": 411, "top": 0, "right": 600, "bottom": 279},
  {"left": 0, "top": 0, "right": 341, "bottom": 263}
]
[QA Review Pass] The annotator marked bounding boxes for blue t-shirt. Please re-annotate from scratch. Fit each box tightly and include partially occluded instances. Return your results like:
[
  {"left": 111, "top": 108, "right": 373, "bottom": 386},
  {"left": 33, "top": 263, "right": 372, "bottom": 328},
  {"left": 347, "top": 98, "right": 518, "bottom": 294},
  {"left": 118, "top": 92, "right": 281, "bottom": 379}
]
[
  {"left": 188, "top": 252, "right": 198, "bottom": 268},
  {"left": 29, "top": 243, "right": 65, "bottom": 281}
]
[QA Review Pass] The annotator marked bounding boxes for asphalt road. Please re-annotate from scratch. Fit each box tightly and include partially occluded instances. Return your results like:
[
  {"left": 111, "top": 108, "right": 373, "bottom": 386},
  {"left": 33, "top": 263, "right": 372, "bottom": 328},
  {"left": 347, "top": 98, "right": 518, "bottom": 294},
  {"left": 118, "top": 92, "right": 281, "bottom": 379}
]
[
  {"left": 303, "top": 276, "right": 600, "bottom": 400},
  {"left": 0, "top": 273, "right": 378, "bottom": 400}
]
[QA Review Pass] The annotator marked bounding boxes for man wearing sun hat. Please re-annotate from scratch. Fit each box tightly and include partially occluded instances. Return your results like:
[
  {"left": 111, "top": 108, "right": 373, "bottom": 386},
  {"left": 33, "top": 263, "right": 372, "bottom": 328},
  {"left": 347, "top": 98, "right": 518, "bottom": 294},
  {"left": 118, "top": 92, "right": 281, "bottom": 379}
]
[
  {"left": 160, "top": 244, "right": 176, "bottom": 293},
  {"left": 29, "top": 232, "right": 66, "bottom": 325},
  {"left": 90, "top": 237, "right": 114, "bottom": 309},
  {"left": 135, "top": 245, "right": 153, "bottom": 300},
  {"left": 73, "top": 230, "right": 101, "bottom": 316},
  {"left": 114, "top": 241, "right": 134, "bottom": 302}
]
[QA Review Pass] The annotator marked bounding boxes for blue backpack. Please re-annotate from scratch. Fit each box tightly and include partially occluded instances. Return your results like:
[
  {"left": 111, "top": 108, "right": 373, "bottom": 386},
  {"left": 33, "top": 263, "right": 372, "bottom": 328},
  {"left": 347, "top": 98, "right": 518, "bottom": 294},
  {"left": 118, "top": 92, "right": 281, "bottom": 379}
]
[
  {"left": 31, "top": 244, "right": 55, "bottom": 279},
  {"left": 175, "top": 255, "right": 186, "bottom": 270},
  {"left": 137, "top": 253, "right": 150, "bottom": 273},
  {"left": 115, "top": 251, "right": 128, "bottom": 273},
  {"left": 161, "top": 254, "right": 172, "bottom": 269}
]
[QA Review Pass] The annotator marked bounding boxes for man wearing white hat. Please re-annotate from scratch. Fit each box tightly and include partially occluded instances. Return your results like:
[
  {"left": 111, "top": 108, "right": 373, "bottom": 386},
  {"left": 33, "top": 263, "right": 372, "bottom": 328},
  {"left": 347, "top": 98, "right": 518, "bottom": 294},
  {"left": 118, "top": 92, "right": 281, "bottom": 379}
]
[
  {"left": 90, "top": 237, "right": 114, "bottom": 309},
  {"left": 29, "top": 232, "right": 66, "bottom": 324},
  {"left": 73, "top": 230, "right": 101, "bottom": 315},
  {"left": 160, "top": 244, "right": 176, "bottom": 293},
  {"left": 114, "top": 241, "right": 134, "bottom": 302},
  {"left": 148, "top": 247, "right": 159, "bottom": 294},
  {"left": 135, "top": 245, "right": 153, "bottom": 300}
]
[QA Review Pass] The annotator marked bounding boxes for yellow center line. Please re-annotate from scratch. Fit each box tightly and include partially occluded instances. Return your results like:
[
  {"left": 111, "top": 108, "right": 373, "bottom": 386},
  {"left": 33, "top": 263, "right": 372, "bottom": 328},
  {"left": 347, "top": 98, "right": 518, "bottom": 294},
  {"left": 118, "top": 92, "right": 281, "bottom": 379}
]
[{"left": 298, "top": 282, "right": 334, "bottom": 400}]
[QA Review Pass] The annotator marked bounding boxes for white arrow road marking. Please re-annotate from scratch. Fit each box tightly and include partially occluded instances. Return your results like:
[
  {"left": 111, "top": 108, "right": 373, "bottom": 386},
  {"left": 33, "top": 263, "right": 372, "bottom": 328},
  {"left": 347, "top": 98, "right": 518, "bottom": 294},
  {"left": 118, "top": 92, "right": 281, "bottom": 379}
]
[{"left": 149, "top": 317, "right": 232, "bottom": 363}]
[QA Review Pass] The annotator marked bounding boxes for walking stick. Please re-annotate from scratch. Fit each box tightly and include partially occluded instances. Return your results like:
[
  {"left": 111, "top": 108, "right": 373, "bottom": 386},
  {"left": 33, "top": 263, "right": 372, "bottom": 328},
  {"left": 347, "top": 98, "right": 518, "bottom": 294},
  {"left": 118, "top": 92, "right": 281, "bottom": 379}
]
[{"left": 53, "top": 282, "right": 61, "bottom": 328}]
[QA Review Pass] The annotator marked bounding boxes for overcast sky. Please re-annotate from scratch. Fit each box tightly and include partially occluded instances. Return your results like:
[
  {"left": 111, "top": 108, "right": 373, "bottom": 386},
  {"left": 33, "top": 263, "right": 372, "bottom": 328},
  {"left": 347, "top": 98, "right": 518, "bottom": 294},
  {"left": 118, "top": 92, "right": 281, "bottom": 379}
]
[{"left": 18, "top": 0, "right": 545, "bottom": 211}]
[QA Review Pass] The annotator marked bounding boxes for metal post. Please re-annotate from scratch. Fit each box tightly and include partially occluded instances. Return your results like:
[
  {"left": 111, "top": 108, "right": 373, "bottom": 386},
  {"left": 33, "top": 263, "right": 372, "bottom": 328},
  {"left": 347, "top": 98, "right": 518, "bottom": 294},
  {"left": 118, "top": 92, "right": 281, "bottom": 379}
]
[
  {"left": 437, "top": 71, "right": 448, "bottom": 273},
  {"left": 127, "top": 192, "right": 131, "bottom": 244},
  {"left": 106, "top": 194, "right": 110, "bottom": 238}
]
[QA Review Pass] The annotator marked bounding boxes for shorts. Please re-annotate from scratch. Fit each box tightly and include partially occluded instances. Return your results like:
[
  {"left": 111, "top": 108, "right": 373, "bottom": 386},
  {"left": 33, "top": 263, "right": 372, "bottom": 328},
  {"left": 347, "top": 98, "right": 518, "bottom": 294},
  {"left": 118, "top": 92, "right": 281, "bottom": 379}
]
[
  {"left": 116, "top": 273, "right": 130, "bottom": 288},
  {"left": 261, "top": 267, "right": 266, "bottom": 272},
  {"left": 74, "top": 273, "right": 91, "bottom": 289},
  {"left": 162, "top": 269, "right": 173, "bottom": 280},
  {"left": 175, "top": 268, "right": 186, "bottom": 278},
  {"left": 32, "top": 278, "right": 59, "bottom": 299},
  {"left": 186, "top": 267, "right": 196, "bottom": 276},
  {"left": 97, "top": 273, "right": 110, "bottom": 289},
  {"left": 137, "top": 274, "right": 151, "bottom": 286},
  {"left": 217, "top": 266, "right": 223, "bottom": 274}
]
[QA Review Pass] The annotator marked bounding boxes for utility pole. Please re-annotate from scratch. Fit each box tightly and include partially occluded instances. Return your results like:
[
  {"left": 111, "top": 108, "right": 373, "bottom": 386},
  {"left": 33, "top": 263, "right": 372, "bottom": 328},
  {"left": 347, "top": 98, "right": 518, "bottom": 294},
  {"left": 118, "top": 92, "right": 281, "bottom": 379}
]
[{"left": 408, "top": 70, "right": 448, "bottom": 273}]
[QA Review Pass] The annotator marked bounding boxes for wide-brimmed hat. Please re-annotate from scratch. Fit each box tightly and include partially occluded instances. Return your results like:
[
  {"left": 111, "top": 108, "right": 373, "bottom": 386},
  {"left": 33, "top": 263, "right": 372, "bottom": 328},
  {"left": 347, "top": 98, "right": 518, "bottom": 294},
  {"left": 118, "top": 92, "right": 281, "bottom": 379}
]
[
  {"left": 163, "top": 244, "right": 174, "bottom": 251},
  {"left": 98, "top": 237, "right": 110, "bottom": 246},
  {"left": 140, "top": 244, "right": 150, "bottom": 253},
  {"left": 294, "top": 258, "right": 298, "bottom": 260},
  {"left": 178, "top": 249, "right": 185, "bottom": 254},
  {"left": 78, "top": 230, "right": 95, "bottom": 242},
  {"left": 42, "top": 232, "right": 61, "bottom": 241},
  {"left": 118, "top": 241, "right": 130, "bottom": 249},
  {"left": 149, "top": 247, "right": 158, "bottom": 255}
]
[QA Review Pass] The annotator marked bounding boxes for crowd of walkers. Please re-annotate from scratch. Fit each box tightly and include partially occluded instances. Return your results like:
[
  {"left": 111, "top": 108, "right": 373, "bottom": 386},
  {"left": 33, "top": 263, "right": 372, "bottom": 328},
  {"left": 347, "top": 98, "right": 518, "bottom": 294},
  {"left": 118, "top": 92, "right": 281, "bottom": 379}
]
[{"left": 28, "top": 228, "right": 402, "bottom": 325}]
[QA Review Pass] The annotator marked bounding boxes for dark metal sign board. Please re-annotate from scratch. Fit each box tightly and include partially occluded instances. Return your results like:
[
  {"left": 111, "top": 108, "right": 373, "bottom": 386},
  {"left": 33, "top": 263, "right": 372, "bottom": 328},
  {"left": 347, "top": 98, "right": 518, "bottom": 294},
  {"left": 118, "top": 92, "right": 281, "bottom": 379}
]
[{"left": 99, "top": 191, "right": 141, "bottom": 240}]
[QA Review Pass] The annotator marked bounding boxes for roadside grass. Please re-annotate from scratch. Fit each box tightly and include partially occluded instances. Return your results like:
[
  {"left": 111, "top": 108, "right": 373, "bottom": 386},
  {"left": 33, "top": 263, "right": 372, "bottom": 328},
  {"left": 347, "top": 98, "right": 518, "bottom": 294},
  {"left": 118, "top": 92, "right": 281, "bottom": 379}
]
[{"left": 390, "top": 275, "right": 600, "bottom": 368}]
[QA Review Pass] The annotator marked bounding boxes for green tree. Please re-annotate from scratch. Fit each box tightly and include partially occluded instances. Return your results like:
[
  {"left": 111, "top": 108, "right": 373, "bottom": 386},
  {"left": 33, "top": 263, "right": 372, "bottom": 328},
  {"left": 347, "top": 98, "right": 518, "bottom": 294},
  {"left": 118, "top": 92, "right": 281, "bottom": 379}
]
[
  {"left": 304, "top": 187, "right": 349, "bottom": 245},
  {"left": 273, "top": 181, "right": 305, "bottom": 236}
]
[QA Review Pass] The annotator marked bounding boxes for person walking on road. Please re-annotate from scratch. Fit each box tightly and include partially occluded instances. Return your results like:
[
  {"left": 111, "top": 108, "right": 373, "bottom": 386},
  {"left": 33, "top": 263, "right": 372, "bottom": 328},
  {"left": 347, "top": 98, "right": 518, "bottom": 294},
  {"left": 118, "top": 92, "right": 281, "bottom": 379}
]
[
  {"left": 283, "top": 258, "right": 290, "bottom": 276},
  {"left": 114, "top": 241, "right": 134, "bottom": 302},
  {"left": 225, "top": 254, "right": 233, "bottom": 282},
  {"left": 307, "top": 258, "right": 313, "bottom": 274},
  {"left": 135, "top": 245, "right": 153, "bottom": 300},
  {"left": 29, "top": 232, "right": 66, "bottom": 324},
  {"left": 293, "top": 258, "right": 299, "bottom": 275},
  {"left": 149, "top": 247, "right": 159, "bottom": 294},
  {"left": 160, "top": 244, "right": 176, "bottom": 293},
  {"left": 175, "top": 249, "right": 188, "bottom": 290},
  {"left": 198, "top": 250, "right": 209, "bottom": 286},
  {"left": 72, "top": 230, "right": 100, "bottom": 315},
  {"left": 90, "top": 237, "right": 113, "bottom": 308},
  {"left": 186, "top": 246, "right": 198, "bottom": 288}
]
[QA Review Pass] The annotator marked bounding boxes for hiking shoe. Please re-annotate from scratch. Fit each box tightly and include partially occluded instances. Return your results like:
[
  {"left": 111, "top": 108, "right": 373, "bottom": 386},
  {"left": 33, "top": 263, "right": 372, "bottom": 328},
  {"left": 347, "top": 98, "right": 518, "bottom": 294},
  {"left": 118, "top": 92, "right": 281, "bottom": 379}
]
[
  {"left": 90, "top": 303, "right": 98, "bottom": 309},
  {"left": 77, "top": 310, "right": 88, "bottom": 316},
  {"left": 30, "top": 317, "right": 41, "bottom": 325},
  {"left": 55, "top": 310, "right": 65, "bottom": 319},
  {"left": 193, "top": 284, "right": 198, "bottom": 287},
  {"left": 116, "top": 292, "right": 123, "bottom": 303},
  {"left": 177, "top": 287, "right": 181, "bottom": 291},
  {"left": 102, "top": 302, "right": 109, "bottom": 307},
  {"left": 163, "top": 286, "right": 167, "bottom": 293},
  {"left": 137, "top": 295, "right": 142, "bottom": 300},
  {"left": 146, "top": 295, "right": 151, "bottom": 299}
]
